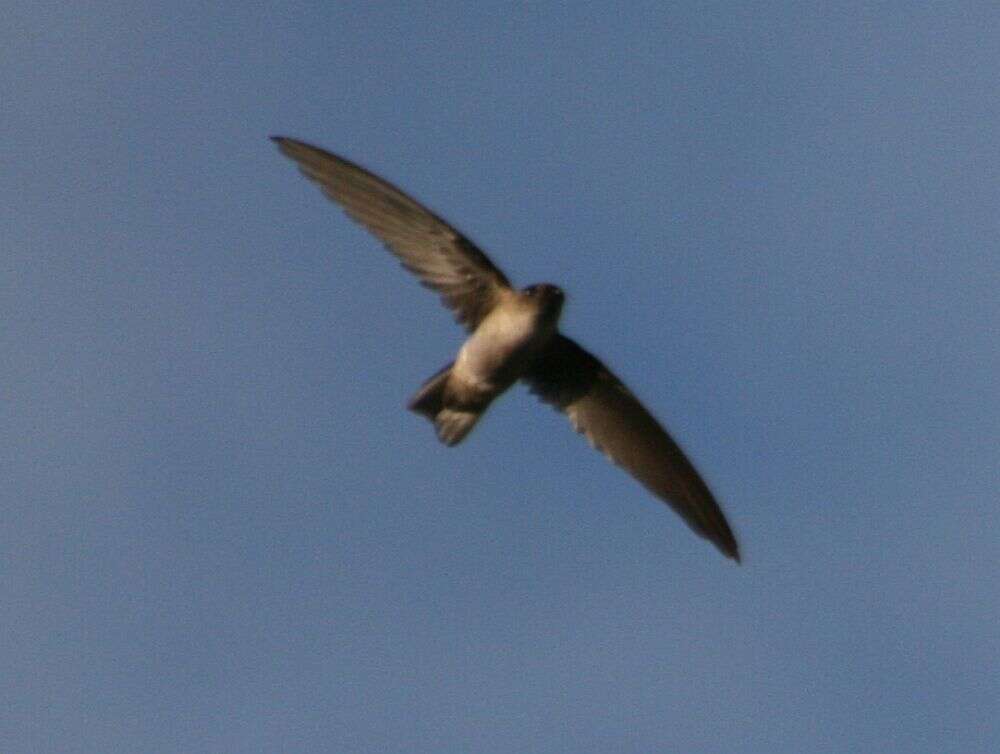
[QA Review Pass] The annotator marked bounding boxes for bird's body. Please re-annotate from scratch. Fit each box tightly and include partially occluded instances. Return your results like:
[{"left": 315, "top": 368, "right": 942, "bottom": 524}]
[
  {"left": 453, "top": 286, "right": 563, "bottom": 394},
  {"left": 272, "top": 136, "right": 741, "bottom": 561},
  {"left": 411, "top": 285, "right": 564, "bottom": 445}
]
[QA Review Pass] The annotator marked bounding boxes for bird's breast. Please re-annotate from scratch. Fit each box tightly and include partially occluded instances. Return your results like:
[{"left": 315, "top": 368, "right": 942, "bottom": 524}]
[{"left": 453, "top": 301, "right": 554, "bottom": 389}]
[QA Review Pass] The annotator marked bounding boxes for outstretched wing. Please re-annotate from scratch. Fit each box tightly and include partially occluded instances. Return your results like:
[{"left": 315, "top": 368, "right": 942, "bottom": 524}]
[
  {"left": 525, "top": 335, "right": 740, "bottom": 561},
  {"left": 272, "top": 137, "right": 513, "bottom": 330}
]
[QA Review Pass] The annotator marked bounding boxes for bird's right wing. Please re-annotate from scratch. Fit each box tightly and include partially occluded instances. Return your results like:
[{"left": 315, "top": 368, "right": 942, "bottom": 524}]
[
  {"left": 525, "top": 335, "right": 740, "bottom": 561},
  {"left": 273, "top": 137, "right": 513, "bottom": 330}
]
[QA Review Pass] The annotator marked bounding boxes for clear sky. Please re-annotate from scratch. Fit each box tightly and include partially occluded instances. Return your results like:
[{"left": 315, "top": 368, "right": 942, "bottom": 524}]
[{"left": 4, "top": 2, "right": 998, "bottom": 752}]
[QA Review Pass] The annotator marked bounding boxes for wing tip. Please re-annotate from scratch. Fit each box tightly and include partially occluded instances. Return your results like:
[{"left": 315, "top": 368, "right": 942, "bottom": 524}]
[
  {"left": 270, "top": 136, "right": 317, "bottom": 159},
  {"left": 704, "top": 512, "right": 741, "bottom": 562},
  {"left": 270, "top": 135, "right": 302, "bottom": 155},
  {"left": 713, "top": 526, "right": 741, "bottom": 563},
  {"left": 724, "top": 541, "right": 742, "bottom": 564}
]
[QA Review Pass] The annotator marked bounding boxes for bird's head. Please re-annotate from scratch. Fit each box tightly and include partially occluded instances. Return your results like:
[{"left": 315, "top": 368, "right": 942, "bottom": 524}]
[{"left": 522, "top": 283, "right": 565, "bottom": 323}]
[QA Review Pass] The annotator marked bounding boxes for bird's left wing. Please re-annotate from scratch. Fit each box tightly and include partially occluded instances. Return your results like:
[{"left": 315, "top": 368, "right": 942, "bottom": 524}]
[
  {"left": 524, "top": 335, "right": 740, "bottom": 561},
  {"left": 272, "top": 137, "right": 513, "bottom": 330}
]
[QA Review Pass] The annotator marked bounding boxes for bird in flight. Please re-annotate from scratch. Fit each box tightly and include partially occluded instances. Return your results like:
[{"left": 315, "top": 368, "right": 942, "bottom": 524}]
[{"left": 272, "top": 137, "right": 740, "bottom": 561}]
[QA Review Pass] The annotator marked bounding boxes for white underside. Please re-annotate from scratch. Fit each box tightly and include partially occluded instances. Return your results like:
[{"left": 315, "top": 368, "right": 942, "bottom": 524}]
[{"left": 453, "top": 300, "right": 545, "bottom": 387}]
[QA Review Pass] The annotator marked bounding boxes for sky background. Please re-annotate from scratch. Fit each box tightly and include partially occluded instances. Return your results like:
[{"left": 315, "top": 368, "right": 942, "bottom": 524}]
[{"left": 4, "top": 2, "right": 998, "bottom": 752}]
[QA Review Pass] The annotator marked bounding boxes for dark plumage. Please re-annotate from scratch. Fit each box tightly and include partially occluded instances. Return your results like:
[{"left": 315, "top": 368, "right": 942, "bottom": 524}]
[{"left": 273, "top": 136, "right": 740, "bottom": 561}]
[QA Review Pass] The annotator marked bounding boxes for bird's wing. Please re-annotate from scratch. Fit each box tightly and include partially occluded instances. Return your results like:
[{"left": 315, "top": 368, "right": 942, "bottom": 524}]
[
  {"left": 272, "top": 137, "right": 513, "bottom": 330},
  {"left": 524, "top": 335, "right": 740, "bottom": 561}
]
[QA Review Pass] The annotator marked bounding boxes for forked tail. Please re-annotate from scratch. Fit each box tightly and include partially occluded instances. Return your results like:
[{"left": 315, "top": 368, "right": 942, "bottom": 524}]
[{"left": 408, "top": 363, "right": 483, "bottom": 446}]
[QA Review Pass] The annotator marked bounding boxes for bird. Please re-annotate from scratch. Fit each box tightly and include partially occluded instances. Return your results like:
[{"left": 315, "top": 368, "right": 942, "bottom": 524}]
[{"left": 272, "top": 136, "right": 740, "bottom": 561}]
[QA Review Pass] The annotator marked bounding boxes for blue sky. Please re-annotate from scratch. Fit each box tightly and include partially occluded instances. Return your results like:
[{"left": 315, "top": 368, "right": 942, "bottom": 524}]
[{"left": 4, "top": 2, "right": 998, "bottom": 752}]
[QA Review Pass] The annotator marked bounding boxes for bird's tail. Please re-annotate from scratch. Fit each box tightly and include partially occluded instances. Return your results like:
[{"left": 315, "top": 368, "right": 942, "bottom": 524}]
[{"left": 408, "top": 363, "right": 482, "bottom": 446}]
